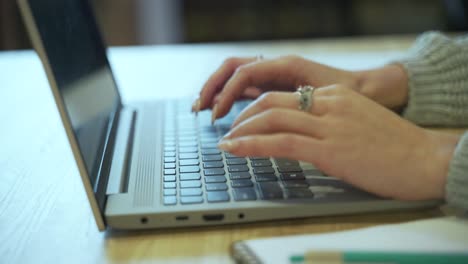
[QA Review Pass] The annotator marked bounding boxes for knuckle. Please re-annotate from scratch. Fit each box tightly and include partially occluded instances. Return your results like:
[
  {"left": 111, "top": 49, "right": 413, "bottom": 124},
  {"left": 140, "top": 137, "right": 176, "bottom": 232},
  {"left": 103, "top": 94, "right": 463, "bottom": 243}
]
[
  {"left": 256, "top": 92, "right": 277, "bottom": 110},
  {"left": 233, "top": 65, "right": 252, "bottom": 82},
  {"left": 223, "top": 57, "right": 238, "bottom": 69},
  {"left": 276, "top": 134, "right": 299, "bottom": 154},
  {"left": 283, "top": 54, "right": 302, "bottom": 63},
  {"left": 263, "top": 108, "right": 282, "bottom": 127}
]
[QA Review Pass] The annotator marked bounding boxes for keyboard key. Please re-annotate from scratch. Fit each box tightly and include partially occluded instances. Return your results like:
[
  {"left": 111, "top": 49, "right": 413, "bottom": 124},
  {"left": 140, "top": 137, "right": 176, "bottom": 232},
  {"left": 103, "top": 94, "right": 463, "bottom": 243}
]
[
  {"left": 179, "top": 153, "right": 198, "bottom": 159},
  {"left": 178, "top": 131, "right": 197, "bottom": 137},
  {"left": 178, "top": 136, "right": 197, "bottom": 142},
  {"left": 203, "top": 161, "right": 224, "bottom": 169},
  {"left": 281, "top": 180, "right": 309, "bottom": 188},
  {"left": 179, "top": 147, "right": 198, "bottom": 153},
  {"left": 180, "top": 166, "right": 200, "bottom": 173},
  {"left": 251, "top": 160, "right": 272, "bottom": 167},
  {"left": 180, "top": 180, "right": 202, "bottom": 188},
  {"left": 164, "top": 169, "right": 176, "bottom": 175},
  {"left": 253, "top": 167, "right": 275, "bottom": 174},
  {"left": 202, "top": 154, "right": 223, "bottom": 162},
  {"left": 277, "top": 166, "right": 303, "bottom": 173},
  {"left": 280, "top": 172, "right": 306, "bottom": 181},
  {"left": 164, "top": 157, "right": 176, "bottom": 163},
  {"left": 275, "top": 158, "right": 300, "bottom": 167},
  {"left": 226, "top": 158, "right": 247, "bottom": 165},
  {"left": 255, "top": 174, "right": 278, "bottom": 182},
  {"left": 207, "top": 191, "right": 230, "bottom": 202},
  {"left": 164, "top": 146, "right": 176, "bottom": 152},
  {"left": 180, "top": 196, "right": 204, "bottom": 204},
  {"left": 179, "top": 159, "right": 199, "bottom": 166},
  {"left": 202, "top": 149, "right": 221, "bottom": 155},
  {"left": 257, "top": 182, "right": 284, "bottom": 200},
  {"left": 204, "top": 168, "right": 225, "bottom": 176},
  {"left": 164, "top": 163, "right": 176, "bottom": 169},
  {"left": 164, "top": 196, "right": 177, "bottom": 205},
  {"left": 179, "top": 173, "right": 201, "bottom": 181},
  {"left": 228, "top": 165, "right": 249, "bottom": 172},
  {"left": 164, "top": 141, "right": 176, "bottom": 147},
  {"left": 179, "top": 140, "right": 198, "bottom": 147},
  {"left": 180, "top": 188, "right": 203, "bottom": 196},
  {"left": 201, "top": 142, "right": 218, "bottom": 149},
  {"left": 285, "top": 188, "right": 314, "bottom": 199},
  {"left": 164, "top": 151, "right": 176, "bottom": 157},
  {"left": 250, "top": 156, "right": 269, "bottom": 160},
  {"left": 232, "top": 188, "right": 257, "bottom": 201},
  {"left": 163, "top": 176, "right": 176, "bottom": 182},
  {"left": 163, "top": 189, "right": 176, "bottom": 196},
  {"left": 231, "top": 179, "right": 253, "bottom": 188},
  {"left": 164, "top": 182, "right": 176, "bottom": 189},
  {"left": 303, "top": 169, "right": 325, "bottom": 176},
  {"left": 230, "top": 172, "right": 251, "bottom": 180},
  {"left": 225, "top": 152, "right": 240, "bottom": 159},
  {"left": 200, "top": 138, "right": 218, "bottom": 144},
  {"left": 204, "top": 176, "right": 226, "bottom": 183},
  {"left": 205, "top": 183, "right": 228, "bottom": 191}
]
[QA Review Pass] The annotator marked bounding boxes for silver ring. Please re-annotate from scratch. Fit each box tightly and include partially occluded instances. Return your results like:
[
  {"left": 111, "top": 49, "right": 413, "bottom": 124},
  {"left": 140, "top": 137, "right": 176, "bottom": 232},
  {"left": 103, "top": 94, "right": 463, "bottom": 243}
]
[{"left": 296, "top": 85, "right": 315, "bottom": 112}]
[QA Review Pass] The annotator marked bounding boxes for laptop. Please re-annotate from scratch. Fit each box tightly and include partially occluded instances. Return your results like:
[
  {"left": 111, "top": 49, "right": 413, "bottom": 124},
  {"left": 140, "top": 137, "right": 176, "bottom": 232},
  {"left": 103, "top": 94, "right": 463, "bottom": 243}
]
[{"left": 18, "top": 0, "right": 438, "bottom": 231}]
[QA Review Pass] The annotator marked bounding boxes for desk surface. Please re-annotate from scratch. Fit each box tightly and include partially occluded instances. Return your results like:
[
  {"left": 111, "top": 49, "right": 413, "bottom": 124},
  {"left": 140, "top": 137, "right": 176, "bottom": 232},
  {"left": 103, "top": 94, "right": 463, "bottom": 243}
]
[{"left": 0, "top": 35, "right": 459, "bottom": 263}]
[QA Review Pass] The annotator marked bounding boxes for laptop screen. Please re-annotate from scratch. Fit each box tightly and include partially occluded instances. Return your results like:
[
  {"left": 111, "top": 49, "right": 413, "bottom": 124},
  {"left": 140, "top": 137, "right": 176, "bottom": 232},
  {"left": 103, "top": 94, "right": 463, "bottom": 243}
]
[{"left": 28, "top": 0, "right": 121, "bottom": 188}]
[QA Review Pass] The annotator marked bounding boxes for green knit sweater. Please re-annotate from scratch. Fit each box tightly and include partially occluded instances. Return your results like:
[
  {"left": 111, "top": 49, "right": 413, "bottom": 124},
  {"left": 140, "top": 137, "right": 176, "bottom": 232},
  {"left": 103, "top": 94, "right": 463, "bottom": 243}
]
[{"left": 398, "top": 32, "right": 468, "bottom": 210}]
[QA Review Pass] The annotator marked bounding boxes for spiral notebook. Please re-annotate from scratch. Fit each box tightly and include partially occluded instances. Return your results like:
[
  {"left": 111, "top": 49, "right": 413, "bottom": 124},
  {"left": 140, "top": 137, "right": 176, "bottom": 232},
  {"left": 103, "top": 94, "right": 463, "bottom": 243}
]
[{"left": 231, "top": 216, "right": 468, "bottom": 264}]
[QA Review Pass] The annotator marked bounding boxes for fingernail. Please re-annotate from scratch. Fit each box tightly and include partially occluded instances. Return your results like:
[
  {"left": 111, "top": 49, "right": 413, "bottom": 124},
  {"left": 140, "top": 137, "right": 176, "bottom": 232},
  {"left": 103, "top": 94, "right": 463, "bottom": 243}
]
[
  {"left": 191, "top": 98, "right": 201, "bottom": 115},
  {"left": 211, "top": 104, "right": 218, "bottom": 125},
  {"left": 218, "top": 139, "right": 238, "bottom": 152},
  {"left": 223, "top": 131, "right": 232, "bottom": 139}
]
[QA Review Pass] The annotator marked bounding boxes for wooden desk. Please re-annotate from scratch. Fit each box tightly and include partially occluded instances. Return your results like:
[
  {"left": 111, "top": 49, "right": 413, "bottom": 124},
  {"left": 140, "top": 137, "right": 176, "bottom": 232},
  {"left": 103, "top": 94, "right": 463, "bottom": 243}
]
[{"left": 0, "top": 36, "right": 458, "bottom": 263}]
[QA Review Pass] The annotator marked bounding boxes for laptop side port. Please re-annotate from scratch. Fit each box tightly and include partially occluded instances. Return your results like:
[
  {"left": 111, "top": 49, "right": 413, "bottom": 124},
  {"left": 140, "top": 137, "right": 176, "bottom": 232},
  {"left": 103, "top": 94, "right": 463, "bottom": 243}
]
[
  {"left": 202, "top": 214, "right": 224, "bottom": 221},
  {"left": 175, "top": 215, "right": 189, "bottom": 221}
]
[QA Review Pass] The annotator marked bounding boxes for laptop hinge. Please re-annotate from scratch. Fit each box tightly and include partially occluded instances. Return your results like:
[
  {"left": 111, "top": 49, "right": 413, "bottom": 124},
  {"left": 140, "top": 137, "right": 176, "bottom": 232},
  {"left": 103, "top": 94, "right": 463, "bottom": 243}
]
[{"left": 106, "top": 107, "right": 137, "bottom": 195}]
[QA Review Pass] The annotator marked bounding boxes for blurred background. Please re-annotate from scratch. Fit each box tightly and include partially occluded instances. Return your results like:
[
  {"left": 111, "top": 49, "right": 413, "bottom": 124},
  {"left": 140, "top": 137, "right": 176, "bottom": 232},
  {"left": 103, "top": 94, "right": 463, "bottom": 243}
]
[{"left": 1, "top": 0, "right": 467, "bottom": 50}]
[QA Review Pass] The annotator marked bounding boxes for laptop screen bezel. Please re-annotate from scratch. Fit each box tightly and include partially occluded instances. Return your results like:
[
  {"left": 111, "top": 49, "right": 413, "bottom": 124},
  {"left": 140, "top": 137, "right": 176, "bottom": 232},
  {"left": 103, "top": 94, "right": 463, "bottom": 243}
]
[{"left": 17, "top": 0, "right": 123, "bottom": 231}]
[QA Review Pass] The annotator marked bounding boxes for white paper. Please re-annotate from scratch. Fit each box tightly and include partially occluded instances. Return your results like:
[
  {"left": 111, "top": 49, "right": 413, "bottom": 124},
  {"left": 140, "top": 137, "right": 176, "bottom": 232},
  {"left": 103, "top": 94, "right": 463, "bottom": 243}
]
[{"left": 243, "top": 217, "right": 468, "bottom": 263}]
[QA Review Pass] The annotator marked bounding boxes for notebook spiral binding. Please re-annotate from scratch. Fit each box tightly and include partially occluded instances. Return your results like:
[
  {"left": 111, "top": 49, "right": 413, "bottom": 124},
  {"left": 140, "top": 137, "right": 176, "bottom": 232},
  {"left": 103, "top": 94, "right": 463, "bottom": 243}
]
[{"left": 231, "top": 241, "right": 263, "bottom": 264}]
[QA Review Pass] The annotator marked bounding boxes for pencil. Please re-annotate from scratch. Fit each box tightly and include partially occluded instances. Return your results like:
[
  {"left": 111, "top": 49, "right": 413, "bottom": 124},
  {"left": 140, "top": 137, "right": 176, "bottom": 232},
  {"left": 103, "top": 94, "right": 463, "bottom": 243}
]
[{"left": 290, "top": 250, "right": 468, "bottom": 264}]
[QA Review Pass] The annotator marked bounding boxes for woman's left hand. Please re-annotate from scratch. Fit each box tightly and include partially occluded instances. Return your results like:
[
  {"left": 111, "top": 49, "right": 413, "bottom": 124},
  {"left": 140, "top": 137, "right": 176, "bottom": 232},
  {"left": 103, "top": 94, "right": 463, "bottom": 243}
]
[{"left": 218, "top": 85, "right": 459, "bottom": 200}]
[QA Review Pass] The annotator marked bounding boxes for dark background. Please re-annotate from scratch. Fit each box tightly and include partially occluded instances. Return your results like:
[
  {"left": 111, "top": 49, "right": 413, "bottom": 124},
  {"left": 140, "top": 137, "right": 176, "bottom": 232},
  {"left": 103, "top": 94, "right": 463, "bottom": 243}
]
[{"left": 1, "top": 0, "right": 467, "bottom": 50}]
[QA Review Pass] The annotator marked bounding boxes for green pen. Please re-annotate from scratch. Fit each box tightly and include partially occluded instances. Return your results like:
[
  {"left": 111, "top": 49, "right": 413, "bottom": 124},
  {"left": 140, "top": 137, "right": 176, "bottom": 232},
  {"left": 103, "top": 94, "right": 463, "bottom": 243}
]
[{"left": 290, "top": 251, "right": 468, "bottom": 264}]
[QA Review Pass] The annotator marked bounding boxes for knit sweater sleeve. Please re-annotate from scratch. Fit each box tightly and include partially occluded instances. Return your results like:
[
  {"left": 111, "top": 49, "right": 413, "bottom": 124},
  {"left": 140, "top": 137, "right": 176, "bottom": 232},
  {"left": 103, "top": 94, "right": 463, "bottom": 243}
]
[{"left": 397, "top": 32, "right": 468, "bottom": 211}]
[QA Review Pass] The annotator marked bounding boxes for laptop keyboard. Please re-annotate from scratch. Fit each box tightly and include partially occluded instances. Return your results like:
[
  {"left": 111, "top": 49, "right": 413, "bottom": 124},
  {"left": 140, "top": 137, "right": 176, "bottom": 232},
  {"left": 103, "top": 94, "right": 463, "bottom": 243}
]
[{"left": 162, "top": 99, "right": 323, "bottom": 206}]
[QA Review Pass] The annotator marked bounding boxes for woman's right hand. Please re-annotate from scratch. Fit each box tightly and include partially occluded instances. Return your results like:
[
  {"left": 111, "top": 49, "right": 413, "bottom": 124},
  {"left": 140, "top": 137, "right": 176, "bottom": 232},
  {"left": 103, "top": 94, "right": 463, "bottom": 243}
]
[{"left": 194, "top": 55, "right": 410, "bottom": 123}]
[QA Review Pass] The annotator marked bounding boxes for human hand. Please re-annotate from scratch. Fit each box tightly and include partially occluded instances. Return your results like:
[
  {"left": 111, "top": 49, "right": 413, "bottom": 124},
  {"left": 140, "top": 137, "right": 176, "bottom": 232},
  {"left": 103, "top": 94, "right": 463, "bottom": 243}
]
[
  {"left": 194, "top": 55, "right": 409, "bottom": 124},
  {"left": 194, "top": 55, "right": 357, "bottom": 123},
  {"left": 217, "top": 85, "right": 459, "bottom": 200}
]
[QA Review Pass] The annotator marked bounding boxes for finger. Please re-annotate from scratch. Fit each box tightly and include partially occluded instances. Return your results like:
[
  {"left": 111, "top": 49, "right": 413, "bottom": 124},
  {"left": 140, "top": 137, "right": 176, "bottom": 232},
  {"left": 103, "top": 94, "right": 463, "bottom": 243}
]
[
  {"left": 197, "top": 57, "right": 258, "bottom": 111},
  {"left": 232, "top": 91, "right": 329, "bottom": 128},
  {"left": 225, "top": 108, "right": 325, "bottom": 140},
  {"left": 214, "top": 56, "right": 304, "bottom": 119},
  {"left": 218, "top": 133, "right": 323, "bottom": 162},
  {"left": 241, "top": 87, "right": 263, "bottom": 99}
]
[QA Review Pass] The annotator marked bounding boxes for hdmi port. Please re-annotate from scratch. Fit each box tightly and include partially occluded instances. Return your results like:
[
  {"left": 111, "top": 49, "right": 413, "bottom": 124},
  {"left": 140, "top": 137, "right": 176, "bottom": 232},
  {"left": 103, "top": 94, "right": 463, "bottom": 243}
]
[
  {"left": 203, "top": 214, "right": 224, "bottom": 221},
  {"left": 175, "top": 215, "right": 189, "bottom": 221}
]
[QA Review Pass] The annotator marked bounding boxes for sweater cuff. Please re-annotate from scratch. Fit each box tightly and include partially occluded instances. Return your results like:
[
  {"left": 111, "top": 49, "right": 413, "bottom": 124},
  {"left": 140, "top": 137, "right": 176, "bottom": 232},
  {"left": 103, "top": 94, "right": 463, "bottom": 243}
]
[
  {"left": 397, "top": 32, "right": 468, "bottom": 126},
  {"left": 446, "top": 132, "right": 468, "bottom": 211}
]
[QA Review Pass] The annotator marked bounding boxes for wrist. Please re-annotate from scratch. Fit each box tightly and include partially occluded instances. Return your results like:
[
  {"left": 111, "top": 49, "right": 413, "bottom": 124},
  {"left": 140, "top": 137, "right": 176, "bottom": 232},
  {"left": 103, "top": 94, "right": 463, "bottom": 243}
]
[
  {"left": 352, "top": 64, "right": 409, "bottom": 111},
  {"left": 425, "top": 130, "right": 461, "bottom": 199}
]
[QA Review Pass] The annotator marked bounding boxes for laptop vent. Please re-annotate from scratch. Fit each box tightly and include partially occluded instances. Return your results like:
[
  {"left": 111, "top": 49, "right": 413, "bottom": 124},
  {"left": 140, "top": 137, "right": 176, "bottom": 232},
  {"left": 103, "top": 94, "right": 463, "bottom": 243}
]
[{"left": 133, "top": 111, "right": 156, "bottom": 207}]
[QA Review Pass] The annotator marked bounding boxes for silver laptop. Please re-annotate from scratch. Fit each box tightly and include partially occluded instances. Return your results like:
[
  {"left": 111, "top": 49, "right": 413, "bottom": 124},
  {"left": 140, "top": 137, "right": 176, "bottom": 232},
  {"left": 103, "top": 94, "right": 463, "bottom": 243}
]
[{"left": 18, "top": 0, "right": 438, "bottom": 231}]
